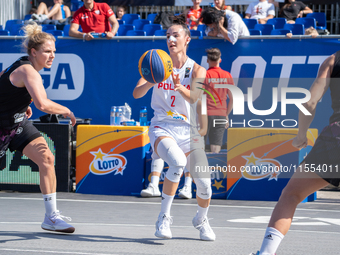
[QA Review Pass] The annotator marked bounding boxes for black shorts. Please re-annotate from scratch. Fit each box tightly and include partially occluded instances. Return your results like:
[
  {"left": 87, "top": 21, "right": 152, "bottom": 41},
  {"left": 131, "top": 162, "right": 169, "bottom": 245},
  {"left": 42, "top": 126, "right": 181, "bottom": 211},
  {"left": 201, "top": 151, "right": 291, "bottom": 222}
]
[
  {"left": 8, "top": 119, "right": 42, "bottom": 152},
  {"left": 303, "top": 121, "right": 340, "bottom": 187},
  {"left": 206, "top": 115, "right": 226, "bottom": 146}
]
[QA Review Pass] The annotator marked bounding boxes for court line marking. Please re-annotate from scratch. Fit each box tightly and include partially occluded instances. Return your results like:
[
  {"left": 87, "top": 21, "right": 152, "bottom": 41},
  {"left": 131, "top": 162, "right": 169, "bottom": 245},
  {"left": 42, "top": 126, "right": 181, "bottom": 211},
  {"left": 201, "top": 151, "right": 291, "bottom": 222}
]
[
  {"left": 0, "top": 248, "right": 116, "bottom": 255},
  {"left": 0, "top": 222, "right": 339, "bottom": 235},
  {"left": 1, "top": 197, "right": 340, "bottom": 213}
]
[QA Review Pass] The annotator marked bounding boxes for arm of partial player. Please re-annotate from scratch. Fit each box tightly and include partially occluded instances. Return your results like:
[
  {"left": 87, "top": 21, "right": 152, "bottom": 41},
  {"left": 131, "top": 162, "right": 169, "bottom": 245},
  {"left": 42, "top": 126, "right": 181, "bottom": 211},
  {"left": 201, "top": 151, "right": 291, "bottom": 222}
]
[{"left": 133, "top": 77, "right": 156, "bottom": 99}]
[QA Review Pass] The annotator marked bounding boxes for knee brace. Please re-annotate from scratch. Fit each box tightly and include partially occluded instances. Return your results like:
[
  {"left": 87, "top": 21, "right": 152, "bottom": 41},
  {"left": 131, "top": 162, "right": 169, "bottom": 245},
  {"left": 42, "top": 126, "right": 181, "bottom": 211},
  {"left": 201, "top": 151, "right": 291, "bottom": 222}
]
[
  {"left": 195, "top": 177, "right": 212, "bottom": 200},
  {"left": 186, "top": 149, "right": 212, "bottom": 199},
  {"left": 151, "top": 158, "right": 164, "bottom": 173},
  {"left": 156, "top": 138, "right": 187, "bottom": 183}
]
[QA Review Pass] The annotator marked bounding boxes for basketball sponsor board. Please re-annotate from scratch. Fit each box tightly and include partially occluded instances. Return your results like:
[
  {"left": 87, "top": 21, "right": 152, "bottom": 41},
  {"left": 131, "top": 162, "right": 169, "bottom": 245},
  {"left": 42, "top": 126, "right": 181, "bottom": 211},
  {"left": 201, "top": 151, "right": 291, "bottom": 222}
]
[
  {"left": 76, "top": 125, "right": 150, "bottom": 195},
  {"left": 226, "top": 128, "right": 318, "bottom": 201}
]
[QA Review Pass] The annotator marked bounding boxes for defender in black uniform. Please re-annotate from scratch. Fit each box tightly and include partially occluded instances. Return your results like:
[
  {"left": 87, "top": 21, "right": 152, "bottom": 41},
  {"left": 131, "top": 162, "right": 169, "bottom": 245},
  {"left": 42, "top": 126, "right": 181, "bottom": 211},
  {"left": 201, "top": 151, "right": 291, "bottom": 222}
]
[
  {"left": 0, "top": 23, "right": 76, "bottom": 233},
  {"left": 251, "top": 52, "right": 340, "bottom": 255}
]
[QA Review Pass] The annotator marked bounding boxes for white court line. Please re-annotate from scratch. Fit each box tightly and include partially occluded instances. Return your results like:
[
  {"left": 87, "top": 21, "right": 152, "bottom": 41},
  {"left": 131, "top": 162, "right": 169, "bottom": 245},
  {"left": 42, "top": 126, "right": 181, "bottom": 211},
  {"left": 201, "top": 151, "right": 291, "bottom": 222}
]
[
  {"left": 0, "top": 248, "right": 116, "bottom": 255},
  {"left": 1, "top": 197, "right": 340, "bottom": 213},
  {"left": 0, "top": 222, "right": 339, "bottom": 235}
]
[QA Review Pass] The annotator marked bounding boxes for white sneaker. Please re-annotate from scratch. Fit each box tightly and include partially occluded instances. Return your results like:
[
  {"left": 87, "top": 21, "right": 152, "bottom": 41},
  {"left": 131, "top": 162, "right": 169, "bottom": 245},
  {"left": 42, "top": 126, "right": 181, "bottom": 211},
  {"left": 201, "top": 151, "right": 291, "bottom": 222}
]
[
  {"left": 155, "top": 213, "right": 172, "bottom": 239},
  {"left": 178, "top": 185, "right": 192, "bottom": 199},
  {"left": 41, "top": 210, "right": 75, "bottom": 233},
  {"left": 192, "top": 215, "right": 216, "bottom": 241},
  {"left": 140, "top": 183, "right": 161, "bottom": 197},
  {"left": 31, "top": 14, "right": 48, "bottom": 23}
]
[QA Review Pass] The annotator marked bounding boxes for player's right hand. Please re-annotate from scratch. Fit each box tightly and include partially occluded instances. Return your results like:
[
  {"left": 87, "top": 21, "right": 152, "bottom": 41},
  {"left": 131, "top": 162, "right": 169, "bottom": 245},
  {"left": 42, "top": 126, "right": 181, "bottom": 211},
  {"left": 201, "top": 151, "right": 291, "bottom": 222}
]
[{"left": 292, "top": 135, "right": 307, "bottom": 149}]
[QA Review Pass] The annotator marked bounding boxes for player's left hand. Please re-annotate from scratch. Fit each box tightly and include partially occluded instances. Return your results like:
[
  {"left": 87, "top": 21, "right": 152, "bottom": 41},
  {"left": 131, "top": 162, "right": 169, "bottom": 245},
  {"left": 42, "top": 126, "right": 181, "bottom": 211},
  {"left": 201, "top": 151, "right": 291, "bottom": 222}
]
[
  {"left": 172, "top": 72, "right": 184, "bottom": 93},
  {"left": 26, "top": 106, "right": 32, "bottom": 119}
]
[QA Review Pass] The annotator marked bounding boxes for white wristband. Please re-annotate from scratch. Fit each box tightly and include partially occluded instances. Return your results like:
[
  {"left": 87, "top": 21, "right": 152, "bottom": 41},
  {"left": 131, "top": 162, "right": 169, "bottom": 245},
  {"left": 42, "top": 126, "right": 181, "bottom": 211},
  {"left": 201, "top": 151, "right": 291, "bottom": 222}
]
[{"left": 83, "top": 33, "right": 86, "bottom": 39}]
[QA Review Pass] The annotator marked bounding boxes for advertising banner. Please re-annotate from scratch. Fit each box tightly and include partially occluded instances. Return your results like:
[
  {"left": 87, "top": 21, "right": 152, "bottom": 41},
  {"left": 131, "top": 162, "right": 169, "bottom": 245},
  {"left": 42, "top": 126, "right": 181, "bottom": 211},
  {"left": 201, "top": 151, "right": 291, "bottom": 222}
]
[
  {"left": 0, "top": 37, "right": 338, "bottom": 134},
  {"left": 226, "top": 128, "right": 318, "bottom": 201},
  {"left": 76, "top": 125, "right": 150, "bottom": 195}
]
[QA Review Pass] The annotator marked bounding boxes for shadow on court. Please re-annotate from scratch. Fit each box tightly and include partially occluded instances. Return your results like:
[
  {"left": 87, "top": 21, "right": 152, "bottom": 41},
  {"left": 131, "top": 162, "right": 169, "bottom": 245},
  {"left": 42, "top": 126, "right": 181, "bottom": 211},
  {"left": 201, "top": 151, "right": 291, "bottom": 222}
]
[{"left": 0, "top": 231, "right": 167, "bottom": 246}]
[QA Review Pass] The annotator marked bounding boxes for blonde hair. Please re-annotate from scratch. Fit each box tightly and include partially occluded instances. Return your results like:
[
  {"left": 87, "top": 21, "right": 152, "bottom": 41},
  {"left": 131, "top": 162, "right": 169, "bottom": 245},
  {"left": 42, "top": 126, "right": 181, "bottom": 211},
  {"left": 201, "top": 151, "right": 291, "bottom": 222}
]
[
  {"left": 305, "top": 26, "right": 319, "bottom": 36},
  {"left": 22, "top": 23, "right": 55, "bottom": 55}
]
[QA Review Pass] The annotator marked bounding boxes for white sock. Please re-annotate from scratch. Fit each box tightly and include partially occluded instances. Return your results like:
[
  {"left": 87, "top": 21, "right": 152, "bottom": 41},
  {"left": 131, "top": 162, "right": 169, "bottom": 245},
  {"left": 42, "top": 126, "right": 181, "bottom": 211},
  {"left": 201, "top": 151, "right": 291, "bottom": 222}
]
[
  {"left": 150, "top": 175, "right": 160, "bottom": 186},
  {"left": 260, "top": 227, "right": 284, "bottom": 255},
  {"left": 184, "top": 176, "right": 192, "bottom": 187},
  {"left": 196, "top": 205, "right": 209, "bottom": 220},
  {"left": 160, "top": 192, "right": 174, "bottom": 215},
  {"left": 42, "top": 192, "right": 57, "bottom": 216}
]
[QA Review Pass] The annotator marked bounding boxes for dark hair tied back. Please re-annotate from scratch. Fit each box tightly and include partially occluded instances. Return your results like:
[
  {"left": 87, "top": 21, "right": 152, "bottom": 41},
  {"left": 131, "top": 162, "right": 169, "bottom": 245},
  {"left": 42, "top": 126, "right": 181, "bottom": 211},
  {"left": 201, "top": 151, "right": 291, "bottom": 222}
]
[
  {"left": 171, "top": 14, "right": 186, "bottom": 25},
  {"left": 169, "top": 13, "right": 191, "bottom": 37}
]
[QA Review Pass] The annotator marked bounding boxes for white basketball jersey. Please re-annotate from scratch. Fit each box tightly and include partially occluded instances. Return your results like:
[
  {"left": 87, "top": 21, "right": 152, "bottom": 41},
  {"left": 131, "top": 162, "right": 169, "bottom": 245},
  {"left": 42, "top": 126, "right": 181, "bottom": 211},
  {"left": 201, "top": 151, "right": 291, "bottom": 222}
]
[{"left": 151, "top": 57, "right": 197, "bottom": 127}]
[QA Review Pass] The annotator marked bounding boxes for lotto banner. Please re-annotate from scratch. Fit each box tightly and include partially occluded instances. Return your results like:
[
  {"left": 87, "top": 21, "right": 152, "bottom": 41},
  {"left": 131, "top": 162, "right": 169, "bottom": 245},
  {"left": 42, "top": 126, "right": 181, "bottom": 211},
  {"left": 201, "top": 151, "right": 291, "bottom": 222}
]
[
  {"left": 226, "top": 128, "right": 318, "bottom": 201},
  {"left": 76, "top": 125, "right": 150, "bottom": 195}
]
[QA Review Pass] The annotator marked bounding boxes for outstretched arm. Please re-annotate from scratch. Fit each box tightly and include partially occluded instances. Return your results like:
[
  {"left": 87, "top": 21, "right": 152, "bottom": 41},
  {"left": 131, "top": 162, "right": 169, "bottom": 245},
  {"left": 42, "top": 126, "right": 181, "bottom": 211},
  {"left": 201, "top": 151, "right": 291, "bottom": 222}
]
[
  {"left": 292, "top": 54, "right": 333, "bottom": 148},
  {"left": 18, "top": 65, "right": 76, "bottom": 126}
]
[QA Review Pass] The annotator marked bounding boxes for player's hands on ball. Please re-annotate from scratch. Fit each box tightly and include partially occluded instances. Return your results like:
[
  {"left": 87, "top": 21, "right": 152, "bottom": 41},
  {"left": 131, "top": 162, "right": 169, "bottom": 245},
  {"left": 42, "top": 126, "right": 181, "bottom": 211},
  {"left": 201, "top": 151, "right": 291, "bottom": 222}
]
[
  {"left": 292, "top": 135, "right": 307, "bottom": 149},
  {"left": 172, "top": 72, "right": 184, "bottom": 93}
]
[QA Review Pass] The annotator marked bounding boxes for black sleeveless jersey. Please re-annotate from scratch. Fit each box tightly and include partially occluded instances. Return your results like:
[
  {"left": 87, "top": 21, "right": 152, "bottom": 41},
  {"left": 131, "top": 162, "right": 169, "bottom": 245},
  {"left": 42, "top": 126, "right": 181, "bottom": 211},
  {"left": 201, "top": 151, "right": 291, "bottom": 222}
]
[{"left": 0, "top": 56, "right": 32, "bottom": 128}]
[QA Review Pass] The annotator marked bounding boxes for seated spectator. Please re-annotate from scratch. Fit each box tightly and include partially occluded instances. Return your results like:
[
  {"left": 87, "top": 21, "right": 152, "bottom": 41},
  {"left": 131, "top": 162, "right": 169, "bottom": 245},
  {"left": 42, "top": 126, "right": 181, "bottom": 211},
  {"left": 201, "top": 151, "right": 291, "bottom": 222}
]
[
  {"left": 69, "top": 0, "right": 119, "bottom": 41},
  {"left": 271, "top": 0, "right": 313, "bottom": 24},
  {"left": 201, "top": 7, "right": 250, "bottom": 45},
  {"left": 226, "top": 6, "right": 233, "bottom": 11},
  {"left": 286, "top": 26, "right": 319, "bottom": 38},
  {"left": 116, "top": 5, "right": 126, "bottom": 20},
  {"left": 31, "top": 0, "right": 71, "bottom": 23},
  {"left": 212, "top": 0, "right": 228, "bottom": 11},
  {"left": 245, "top": 0, "right": 275, "bottom": 24},
  {"left": 184, "top": 0, "right": 203, "bottom": 30}
]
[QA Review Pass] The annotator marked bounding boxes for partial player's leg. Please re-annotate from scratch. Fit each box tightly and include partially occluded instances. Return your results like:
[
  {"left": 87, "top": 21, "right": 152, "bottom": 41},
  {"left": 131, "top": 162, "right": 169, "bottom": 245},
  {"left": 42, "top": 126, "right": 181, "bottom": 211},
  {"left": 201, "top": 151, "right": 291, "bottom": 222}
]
[
  {"left": 153, "top": 136, "right": 187, "bottom": 239},
  {"left": 140, "top": 157, "right": 163, "bottom": 197},
  {"left": 255, "top": 165, "right": 328, "bottom": 255},
  {"left": 23, "top": 136, "right": 75, "bottom": 233},
  {"left": 187, "top": 148, "right": 215, "bottom": 241},
  {"left": 178, "top": 169, "right": 193, "bottom": 199}
]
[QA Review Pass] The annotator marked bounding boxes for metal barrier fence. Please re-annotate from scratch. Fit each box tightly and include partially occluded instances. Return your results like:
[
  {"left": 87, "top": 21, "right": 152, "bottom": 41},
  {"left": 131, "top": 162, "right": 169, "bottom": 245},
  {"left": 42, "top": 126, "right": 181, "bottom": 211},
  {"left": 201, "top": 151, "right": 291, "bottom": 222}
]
[{"left": 112, "top": 3, "right": 339, "bottom": 34}]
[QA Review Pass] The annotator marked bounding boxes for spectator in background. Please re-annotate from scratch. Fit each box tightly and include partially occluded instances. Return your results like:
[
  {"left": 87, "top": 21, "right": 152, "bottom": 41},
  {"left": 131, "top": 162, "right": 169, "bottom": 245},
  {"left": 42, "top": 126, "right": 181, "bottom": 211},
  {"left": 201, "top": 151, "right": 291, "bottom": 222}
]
[
  {"left": 184, "top": 0, "right": 203, "bottom": 30},
  {"left": 271, "top": 0, "right": 313, "bottom": 24},
  {"left": 204, "top": 48, "right": 233, "bottom": 153},
  {"left": 116, "top": 5, "right": 126, "bottom": 20},
  {"left": 69, "top": 0, "right": 119, "bottom": 41},
  {"left": 245, "top": 0, "right": 275, "bottom": 24},
  {"left": 201, "top": 7, "right": 249, "bottom": 45},
  {"left": 31, "top": 0, "right": 71, "bottom": 23},
  {"left": 286, "top": 26, "right": 319, "bottom": 38}
]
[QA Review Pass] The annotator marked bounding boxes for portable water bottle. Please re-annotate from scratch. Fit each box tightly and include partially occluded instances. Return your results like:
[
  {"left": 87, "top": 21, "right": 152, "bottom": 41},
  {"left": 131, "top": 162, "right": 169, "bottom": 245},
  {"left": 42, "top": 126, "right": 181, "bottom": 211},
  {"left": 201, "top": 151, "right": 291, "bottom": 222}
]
[
  {"left": 110, "top": 106, "right": 116, "bottom": 125},
  {"left": 115, "top": 107, "right": 123, "bottom": 125},
  {"left": 91, "top": 33, "right": 107, "bottom": 38},
  {"left": 139, "top": 106, "right": 148, "bottom": 126}
]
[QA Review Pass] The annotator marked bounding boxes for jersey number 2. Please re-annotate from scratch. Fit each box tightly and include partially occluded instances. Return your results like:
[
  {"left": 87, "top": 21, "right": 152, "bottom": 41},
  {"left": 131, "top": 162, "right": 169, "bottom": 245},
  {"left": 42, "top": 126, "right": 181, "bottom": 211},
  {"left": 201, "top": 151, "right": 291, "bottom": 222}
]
[{"left": 171, "top": 96, "right": 176, "bottom": 107}]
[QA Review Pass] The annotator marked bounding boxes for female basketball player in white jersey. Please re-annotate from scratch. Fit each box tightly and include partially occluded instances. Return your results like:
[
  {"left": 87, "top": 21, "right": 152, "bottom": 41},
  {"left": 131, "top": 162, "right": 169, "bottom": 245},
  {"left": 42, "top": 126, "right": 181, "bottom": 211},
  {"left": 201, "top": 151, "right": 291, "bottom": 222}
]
[{"left": 133, "top": 15, "right": 215, "bottom": 241}]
